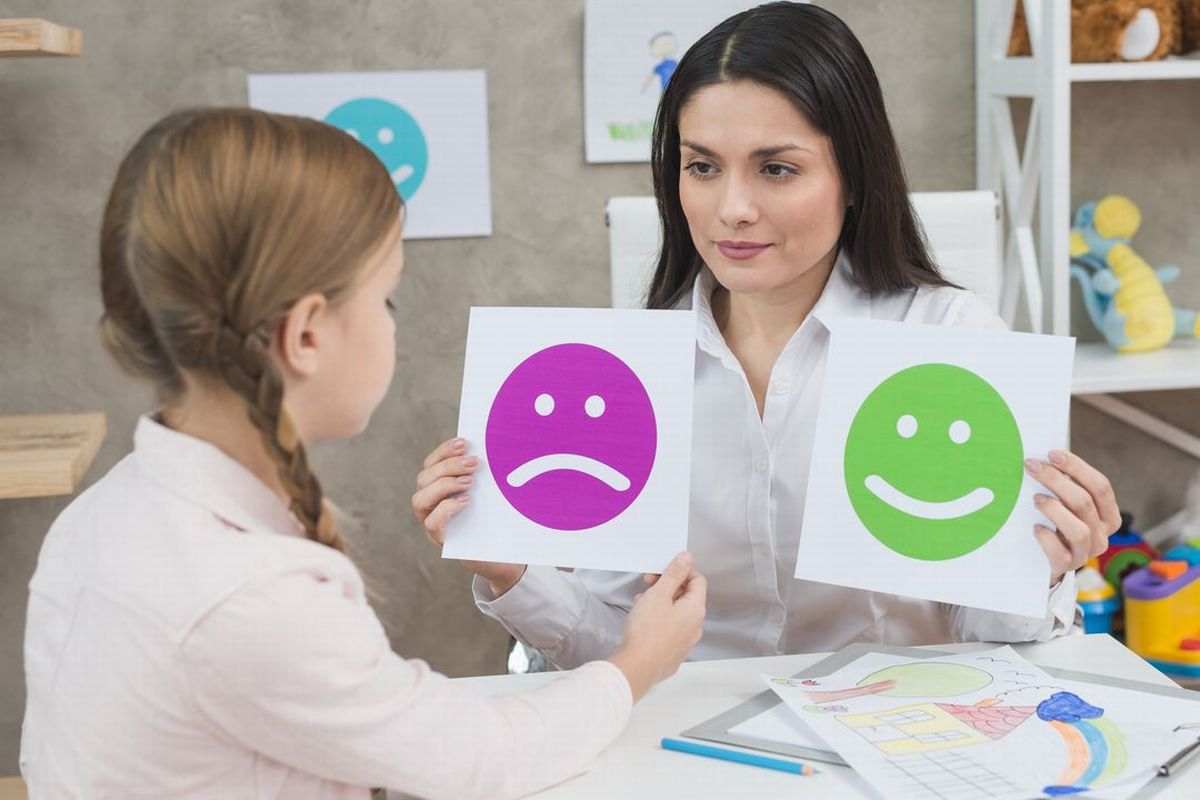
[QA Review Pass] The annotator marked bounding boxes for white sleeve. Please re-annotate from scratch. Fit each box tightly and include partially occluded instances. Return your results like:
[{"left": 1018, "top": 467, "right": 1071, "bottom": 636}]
[
  {"left": 182, "top": 562, "right": 632, "bottom": 800},
  {"left": 474, "top": 565, "right": 643, "bottom": 670},
  {"left": 949, "top": 569, "right": 1081, "bottom": 642}
]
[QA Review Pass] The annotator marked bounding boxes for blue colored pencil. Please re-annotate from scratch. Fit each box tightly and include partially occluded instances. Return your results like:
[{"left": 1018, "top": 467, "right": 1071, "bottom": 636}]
[{"left": 660, "top": 737, "right": 820, "bottom": 776}]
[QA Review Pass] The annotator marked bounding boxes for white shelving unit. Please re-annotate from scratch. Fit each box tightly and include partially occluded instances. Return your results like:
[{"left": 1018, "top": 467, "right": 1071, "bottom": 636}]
[{"left": 976, "top": 0, "right": 1200, "bottom": 456}]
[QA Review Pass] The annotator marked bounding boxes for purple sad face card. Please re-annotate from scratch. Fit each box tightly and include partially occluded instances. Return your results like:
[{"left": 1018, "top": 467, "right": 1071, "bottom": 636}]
[
  {"left": 486, "top": 343, "right": 656, "bottom": 531},
  {"left": 445, "top": 307, "right": 696, "bottom": 574}
]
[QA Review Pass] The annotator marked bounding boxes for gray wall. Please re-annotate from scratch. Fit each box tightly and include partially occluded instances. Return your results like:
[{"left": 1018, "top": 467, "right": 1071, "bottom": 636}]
[{"left": 1, "top": 0, "right": 1197, "bottom": 773}]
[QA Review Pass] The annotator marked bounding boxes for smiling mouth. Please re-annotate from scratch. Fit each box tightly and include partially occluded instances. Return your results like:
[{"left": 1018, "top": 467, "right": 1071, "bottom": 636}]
[
  {"left": 507, "top": 454, "right": 631, "bottom": 491},
  {"left": 864, "top": 475, "right": 994, "bottom": 520}
]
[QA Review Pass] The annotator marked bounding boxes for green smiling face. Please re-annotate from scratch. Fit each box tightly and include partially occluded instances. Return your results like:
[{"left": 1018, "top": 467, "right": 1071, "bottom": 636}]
[{"left": 844, "top": 363, "right": 1023, "bottom": 561}]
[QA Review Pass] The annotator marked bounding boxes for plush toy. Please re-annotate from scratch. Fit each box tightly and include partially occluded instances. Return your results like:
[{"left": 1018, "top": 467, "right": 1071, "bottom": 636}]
[
  {"left": 1009, "top": 0, "right": 1200, "bottom": 62},
  {"left": 1069, "top": 195, "right": 1200, "bottom": 353}
]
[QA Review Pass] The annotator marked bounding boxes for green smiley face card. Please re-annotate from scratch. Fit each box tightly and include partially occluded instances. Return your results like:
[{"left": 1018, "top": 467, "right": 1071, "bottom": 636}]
[{"left": 794, "top": 317, "right": 1075, "bottom": 618}]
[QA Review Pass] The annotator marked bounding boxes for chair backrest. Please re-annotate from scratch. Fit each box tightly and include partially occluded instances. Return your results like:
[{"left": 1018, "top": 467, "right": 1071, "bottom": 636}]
[{"left": 605, "top": 190, "right": 1002, "bottom": 313}]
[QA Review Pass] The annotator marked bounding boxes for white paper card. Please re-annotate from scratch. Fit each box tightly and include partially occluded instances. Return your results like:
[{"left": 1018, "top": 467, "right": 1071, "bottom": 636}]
[
  {"left": 248, "top": 70, "right": 491, "bottom": 239},
  {"left": 794, "top": 318, "right": 1075, "bottom": 618},
  {"left": 444, "top": 307, "right": 696, "bottom": 574},
  {"left": 583, "top": 0, "right": 761, "bottom": 163}
]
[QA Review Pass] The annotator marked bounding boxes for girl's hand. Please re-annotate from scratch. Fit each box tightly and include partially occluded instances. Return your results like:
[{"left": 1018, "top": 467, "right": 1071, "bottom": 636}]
[
  {"left": 1025, "top": 450, "right": 1121, "bottom": 587},
  {"left": 609, "top": 552, "right": 707, "bottom": 702},
  {"left": 412, "top": 437, "right": 526, "bottom": 597}
]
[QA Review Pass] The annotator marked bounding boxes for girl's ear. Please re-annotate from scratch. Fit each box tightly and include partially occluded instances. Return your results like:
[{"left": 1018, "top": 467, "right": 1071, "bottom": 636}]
[{"left": 273, "top": 293, "right": 328, "bottom": 379}]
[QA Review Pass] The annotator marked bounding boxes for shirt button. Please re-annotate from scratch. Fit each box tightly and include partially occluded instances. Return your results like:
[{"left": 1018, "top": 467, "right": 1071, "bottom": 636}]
[
  {"left": 772, "top": 382, "right": 790, "bottom": 395},
  {"left": 757, "top": 460, "right": 768, "bottom": 472}
]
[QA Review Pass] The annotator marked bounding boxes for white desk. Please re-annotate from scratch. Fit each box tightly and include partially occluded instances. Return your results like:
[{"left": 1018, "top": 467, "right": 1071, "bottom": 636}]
[{"left": 452, "top": 635, "right": 1199, "bottom": 799}]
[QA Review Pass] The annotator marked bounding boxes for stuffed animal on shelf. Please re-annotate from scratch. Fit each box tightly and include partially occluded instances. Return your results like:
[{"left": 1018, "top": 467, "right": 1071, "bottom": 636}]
[
  {"left": 1009, "top": 0, "right": 1200, "bottom": 62},
  {"left": 1069, "top": 195, "right": 1200, "bottom": 353}
]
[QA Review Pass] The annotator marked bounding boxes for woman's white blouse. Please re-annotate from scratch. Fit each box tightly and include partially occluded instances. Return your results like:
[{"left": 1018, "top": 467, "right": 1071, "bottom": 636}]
[
  {"left": 475, "top": 256, "right": 1079, "bottom": 668},
  {"left": 22, "top": 417, "right": 631, "bottom": 800}
]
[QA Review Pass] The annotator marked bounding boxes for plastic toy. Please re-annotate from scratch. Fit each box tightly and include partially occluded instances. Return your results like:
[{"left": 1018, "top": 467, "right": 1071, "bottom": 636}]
[
  {"left": 1096, "top": 512, "right": 1159, "bottom": 592},
  {"left": 1077, "top": 558, "right": 1121, "bottom": 635},
  {"left": 1070, "top": 195, "right": 1200, "bottom": 353},
  {"left": 1123, "top": 557, "right": 1200, "bottom": 679}
]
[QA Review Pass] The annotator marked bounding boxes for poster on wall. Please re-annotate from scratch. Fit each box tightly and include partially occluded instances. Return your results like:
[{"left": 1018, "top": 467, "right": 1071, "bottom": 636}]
[
  {"left": 248, "top": 70, "right": 491, "bottom": 239},
  {"left": 443, "top": 307, "right": 696, "bottom": 574},
  {"left": 583, "top": 0, "right": 771, "bottom": 163},
  {"left": 793, "top": 318, "right": 1075, "bottom": 619}
]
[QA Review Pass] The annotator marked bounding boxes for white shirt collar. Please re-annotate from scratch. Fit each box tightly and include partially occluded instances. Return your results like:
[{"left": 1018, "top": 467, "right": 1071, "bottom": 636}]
[
  {"left": 133, "top": 414, "right": 304, "bottom": 537},
  {"left": 686, "top": 250, "right": 869, "bottom": 359}
]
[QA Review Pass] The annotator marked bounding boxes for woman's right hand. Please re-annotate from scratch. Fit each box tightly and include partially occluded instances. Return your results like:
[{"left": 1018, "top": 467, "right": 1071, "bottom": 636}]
[
  {"left": 412, "top": 437, "right": 527, "bottom": 597},
  {"left": 609, "top": 552, "right": 707, "bottom": 702}
]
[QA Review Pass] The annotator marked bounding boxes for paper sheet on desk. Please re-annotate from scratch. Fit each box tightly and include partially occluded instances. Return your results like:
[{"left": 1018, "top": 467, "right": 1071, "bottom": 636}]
[{"left": 764, "top": 645, "right": 1200, "bottom": 800}]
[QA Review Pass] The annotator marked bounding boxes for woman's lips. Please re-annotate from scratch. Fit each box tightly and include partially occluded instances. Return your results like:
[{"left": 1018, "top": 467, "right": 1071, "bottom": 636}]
[{"left": 715, "top": 240, "right": 772, "bottom": 260}]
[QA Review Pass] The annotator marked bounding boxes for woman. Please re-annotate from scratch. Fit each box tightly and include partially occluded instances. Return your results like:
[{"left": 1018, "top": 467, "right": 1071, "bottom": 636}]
[{"left": 414, "top": 2, "right": 1118, "bottom": 666}]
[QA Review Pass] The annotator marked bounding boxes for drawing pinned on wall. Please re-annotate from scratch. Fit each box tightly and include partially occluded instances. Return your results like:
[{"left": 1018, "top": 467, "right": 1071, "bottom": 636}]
[
  {"left": 794, "top": 317, "right": 1076, "bottom": 619},
  {"left": 584, "top": 0, "right": 774, "bottom": 162},
  {"left": 248, "top": 70, "right": 491, "bottom": 239},
  {"left": 443, "top": 307, "right": 696, "bottom": 574}
]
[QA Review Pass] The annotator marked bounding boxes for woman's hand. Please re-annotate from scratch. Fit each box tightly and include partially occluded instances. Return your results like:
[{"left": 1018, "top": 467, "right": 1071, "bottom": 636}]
[
  {"left": 1025, "top": 450, "right": 1121, "bottom": 587},
  {"left": 413, "top": 437, "right": 526, "bottom": 597},
  {"left": 609, "top": 552, "right": 707, "bottom": 702}
]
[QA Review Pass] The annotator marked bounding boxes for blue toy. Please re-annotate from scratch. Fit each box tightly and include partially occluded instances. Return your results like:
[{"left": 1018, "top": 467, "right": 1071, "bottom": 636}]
[{"left": 1069, "top": 195, "right": 1200, "bottom": 353}]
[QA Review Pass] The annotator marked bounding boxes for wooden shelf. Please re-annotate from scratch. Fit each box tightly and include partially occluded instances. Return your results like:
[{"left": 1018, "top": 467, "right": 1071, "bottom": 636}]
[
  {"left": 0, "top": 413, "right": 106, "bottom": 500},
  {"left": 0, "top": 18, "right": 82, "bottom": 57},
  {"left": 1073, "top": 341, "right": 1200, "bottom": 394}
]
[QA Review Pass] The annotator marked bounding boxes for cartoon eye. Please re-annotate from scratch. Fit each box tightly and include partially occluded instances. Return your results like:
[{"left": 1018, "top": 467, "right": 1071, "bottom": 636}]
[
  {"left": 949, "top": 420, "right": 971, "bottom": 444},
  {"left": 534, "top": 393, "right": 555, "bottom": 416},
  {"left": 585, "top": 395, "right": 606, "bottom": 418},
  {"left": 896, "top": 414, "right": 917, "bottom": 439},
  {"left": 378, "top": 127, "right": 395, "bottom": 145}
]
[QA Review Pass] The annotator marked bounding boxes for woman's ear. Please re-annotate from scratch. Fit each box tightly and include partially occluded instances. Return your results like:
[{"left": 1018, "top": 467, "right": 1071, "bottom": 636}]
[{"left": 272, "top": 293, "right": 328, "bottom": 379}]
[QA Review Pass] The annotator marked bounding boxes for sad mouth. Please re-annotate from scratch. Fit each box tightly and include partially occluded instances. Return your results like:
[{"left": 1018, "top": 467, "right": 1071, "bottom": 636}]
[
  {"left": 507, "top": 453, "right": 631, "bottom": 491},
  {"left": 864, "top": 474, "right": 994, "bottom": 521}
]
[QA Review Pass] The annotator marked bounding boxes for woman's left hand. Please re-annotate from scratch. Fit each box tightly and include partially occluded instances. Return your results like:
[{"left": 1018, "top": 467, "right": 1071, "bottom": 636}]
[{"left": 1025, "top": 450, "right": 1122, "bottom": 587}]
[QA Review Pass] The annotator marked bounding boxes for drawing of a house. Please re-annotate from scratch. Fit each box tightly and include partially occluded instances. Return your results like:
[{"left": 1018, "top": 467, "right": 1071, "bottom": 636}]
[{"left": 837, "top": 701, "right": 1037, "bottom": 755}]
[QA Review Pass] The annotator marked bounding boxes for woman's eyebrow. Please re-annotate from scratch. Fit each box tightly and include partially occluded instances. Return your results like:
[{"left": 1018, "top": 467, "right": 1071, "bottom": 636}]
[{"left": 679, "top": 140, "right": 814, "bottom": 159}]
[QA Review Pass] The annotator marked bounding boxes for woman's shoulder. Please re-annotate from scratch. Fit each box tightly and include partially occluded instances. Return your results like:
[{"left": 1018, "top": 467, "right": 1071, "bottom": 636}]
[{"left": 889, "top": 282, "right": 1008, "bottom": 332}]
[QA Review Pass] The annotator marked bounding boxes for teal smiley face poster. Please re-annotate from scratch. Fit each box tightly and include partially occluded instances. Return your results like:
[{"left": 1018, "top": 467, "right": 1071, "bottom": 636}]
[
  {"left": 248, "top": 70, "right": 491, "bottom": 240},
  {"left": 793, "top": 317, "right": 1075, "bottom": 618}
]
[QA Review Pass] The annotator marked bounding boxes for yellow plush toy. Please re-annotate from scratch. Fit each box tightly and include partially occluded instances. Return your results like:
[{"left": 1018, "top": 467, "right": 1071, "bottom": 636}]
[{"left": 1009, "top": 0, "right": 1200, "bottom": 62}]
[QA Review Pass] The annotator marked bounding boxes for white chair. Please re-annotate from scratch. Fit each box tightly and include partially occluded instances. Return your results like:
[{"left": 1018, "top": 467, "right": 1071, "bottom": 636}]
[{"left": 605, "top": 191, "right": 1003, "bottom": 315}]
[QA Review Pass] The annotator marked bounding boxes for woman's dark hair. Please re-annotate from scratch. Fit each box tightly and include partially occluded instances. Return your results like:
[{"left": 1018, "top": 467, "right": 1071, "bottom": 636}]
[{"left": 646, "top": 1, "right": 951, "bottom": 309}]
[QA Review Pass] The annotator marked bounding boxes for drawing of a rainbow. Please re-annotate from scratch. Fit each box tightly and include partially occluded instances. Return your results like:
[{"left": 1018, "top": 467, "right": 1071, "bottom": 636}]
[{"left": 1038, "top": 691, "right": 1128, "bottom": 796}]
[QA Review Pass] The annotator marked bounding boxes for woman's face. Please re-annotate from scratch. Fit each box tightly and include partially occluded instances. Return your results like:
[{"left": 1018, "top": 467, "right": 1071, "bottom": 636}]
[{"left": 677, "top": 79, "right": 848, "bottom": 298}]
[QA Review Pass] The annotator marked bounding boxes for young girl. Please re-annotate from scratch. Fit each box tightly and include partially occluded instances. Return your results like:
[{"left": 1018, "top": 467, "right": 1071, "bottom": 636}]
[
  {"left": 416, "top": 2, "right": 1120, "bottom": 667},
  {"left": 21, "top": 108, "right": 706, "bottom": 799}
]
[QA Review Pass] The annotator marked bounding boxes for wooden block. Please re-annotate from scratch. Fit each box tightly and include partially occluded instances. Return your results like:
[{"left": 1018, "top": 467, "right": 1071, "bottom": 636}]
[
  {"left": 0, "top": 413, "right": 106, "bottom": 500},
  {"left": 0, "top": 18, "right": 83, "bottom": 57},
  {"left": 0, "top": 776, "right": 26, "bottom": 800}
]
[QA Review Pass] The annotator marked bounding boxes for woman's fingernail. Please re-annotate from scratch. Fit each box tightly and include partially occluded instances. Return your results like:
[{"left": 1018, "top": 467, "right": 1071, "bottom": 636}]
[
  {"left": 463, "top": 456, "right": 478, "bottom": 467},
  {"left": 458, "top": 494, "right": 471, "bottom": 503},
  {"left": 452, "top": 438, "right": 466, "bottom": 451},
  {"left": 457, "top": 476, "right": 473, "bottom": 486},
  {"left": 1049, "top": 450, "right": 1068, "bottom": 465},
  {"left": 1034, "top": 493, "right": 1051, "bottom": 504},
  {"left": 1024, "top": 458, "right": 1042, "bottom": 473}
]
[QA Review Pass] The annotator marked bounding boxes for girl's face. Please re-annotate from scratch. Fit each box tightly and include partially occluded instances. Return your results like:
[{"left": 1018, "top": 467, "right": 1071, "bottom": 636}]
[
  {"left": 300, "top": 223, "right": 404, "bottom": 440},
  {"left": 677, "top": 80, "right": 848, "bottom": 298}
]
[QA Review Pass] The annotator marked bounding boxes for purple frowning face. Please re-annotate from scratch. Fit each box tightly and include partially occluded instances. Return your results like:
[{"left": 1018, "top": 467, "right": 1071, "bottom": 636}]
[{"left": 485, "top": 343, "right": 657, "bottom": 530}]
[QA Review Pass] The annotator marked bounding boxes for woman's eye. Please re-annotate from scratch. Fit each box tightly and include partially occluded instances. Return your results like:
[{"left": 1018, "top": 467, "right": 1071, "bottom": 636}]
[
  {"left": 763, "top": 163, "right": 795, "bottom": 179},
  {"left": 684, "top": 161, "right": 716, "bottom": 178}
]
